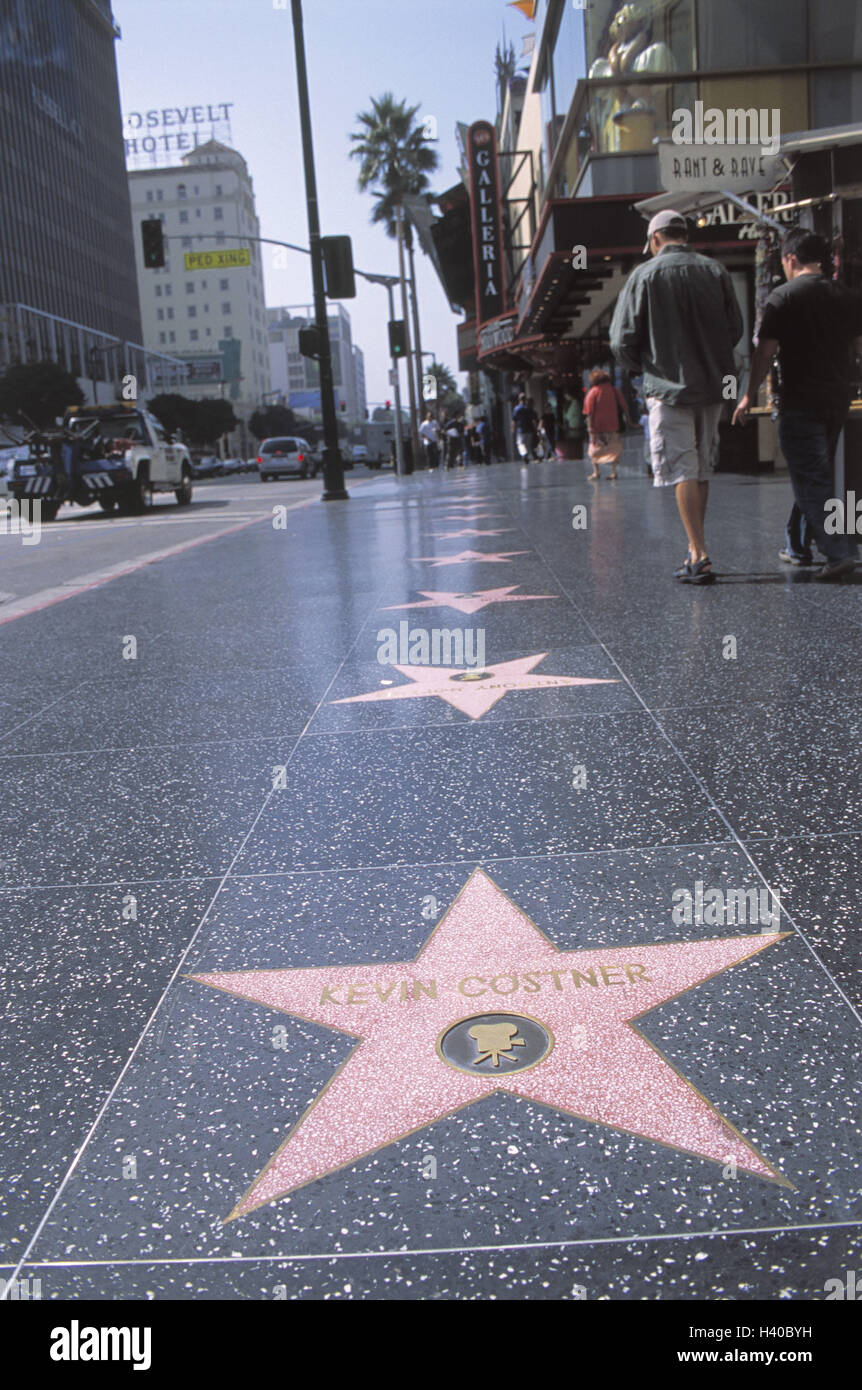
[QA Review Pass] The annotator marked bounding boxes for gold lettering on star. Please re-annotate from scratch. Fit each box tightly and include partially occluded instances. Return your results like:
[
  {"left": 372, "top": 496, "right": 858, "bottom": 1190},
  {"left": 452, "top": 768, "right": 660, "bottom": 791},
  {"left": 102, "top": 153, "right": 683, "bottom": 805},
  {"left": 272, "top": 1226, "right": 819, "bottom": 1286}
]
[{"left": 319, "top": 964, "right": 651, "bottom": 1006}]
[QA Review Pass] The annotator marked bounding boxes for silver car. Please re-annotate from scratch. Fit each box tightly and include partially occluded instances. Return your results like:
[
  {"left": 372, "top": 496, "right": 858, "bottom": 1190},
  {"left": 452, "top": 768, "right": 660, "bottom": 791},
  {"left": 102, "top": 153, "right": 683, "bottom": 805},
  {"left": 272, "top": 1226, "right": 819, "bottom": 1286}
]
[{"left": 257, "top": 436, "right": 317, "bottom": 481}]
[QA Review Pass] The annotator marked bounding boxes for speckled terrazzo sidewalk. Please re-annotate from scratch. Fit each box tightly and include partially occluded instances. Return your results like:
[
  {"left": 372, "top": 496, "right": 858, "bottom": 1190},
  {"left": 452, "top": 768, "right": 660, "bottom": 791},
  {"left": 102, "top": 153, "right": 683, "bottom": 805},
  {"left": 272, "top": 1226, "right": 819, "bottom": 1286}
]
[{"left": 2, "top": 456, "right": 860, "bottom": 1301}]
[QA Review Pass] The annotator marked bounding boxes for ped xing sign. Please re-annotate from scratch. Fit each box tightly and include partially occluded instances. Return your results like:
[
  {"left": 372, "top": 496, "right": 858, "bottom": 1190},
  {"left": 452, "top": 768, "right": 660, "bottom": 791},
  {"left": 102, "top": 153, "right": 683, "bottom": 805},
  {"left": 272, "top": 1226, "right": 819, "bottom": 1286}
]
[{"left": 184, "top": 248, "right": 251, "bottom": 271}]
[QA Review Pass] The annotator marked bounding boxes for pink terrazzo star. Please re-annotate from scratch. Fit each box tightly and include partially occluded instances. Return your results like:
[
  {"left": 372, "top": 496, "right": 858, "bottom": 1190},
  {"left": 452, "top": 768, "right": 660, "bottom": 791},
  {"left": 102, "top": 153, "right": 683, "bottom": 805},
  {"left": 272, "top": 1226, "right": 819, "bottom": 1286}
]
[
  {"left": 440, "top": 510, "right": 504, "bottom": 519},
  {"left": 382, "top": 586, "right": 560, "bottom": 615},
  {"left": 331, "top": 653, "right": 616, "bottom": 719},
  {"left": 189, "top": 869, "right": 790, "bottom": 1219},
  {"left": 432, "top": 528, "right": 515, "bottom": 539},
  {"left": 411, "top": 549, "right": 530, "bottom": 567}
]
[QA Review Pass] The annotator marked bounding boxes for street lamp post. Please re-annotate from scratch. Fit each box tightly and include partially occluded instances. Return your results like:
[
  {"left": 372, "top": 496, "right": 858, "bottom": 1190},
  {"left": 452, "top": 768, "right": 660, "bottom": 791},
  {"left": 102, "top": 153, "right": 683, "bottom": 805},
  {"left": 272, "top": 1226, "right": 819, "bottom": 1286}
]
[
  {"left": 358, "top": 270, "right": 405, "bottom": 477},
  {"left": 87, "top": 344, "right": 116, "bottom": 406},
  {"left": 395, "top": 201, "right": 422, "bottom": 471},
  {"left": 407, "top": 248, "right": 426, "bottom": 426},
  {"left": 290, "top": 0, "right": 348, "bottom": 501}
]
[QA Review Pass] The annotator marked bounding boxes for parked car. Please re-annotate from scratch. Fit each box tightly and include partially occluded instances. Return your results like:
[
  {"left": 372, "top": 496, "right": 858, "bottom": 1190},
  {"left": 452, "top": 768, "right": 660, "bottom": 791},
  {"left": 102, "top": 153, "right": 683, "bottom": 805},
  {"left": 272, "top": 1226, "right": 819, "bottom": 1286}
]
[{"left": 257, "top": 436, "right": 318, "bottom": 480}]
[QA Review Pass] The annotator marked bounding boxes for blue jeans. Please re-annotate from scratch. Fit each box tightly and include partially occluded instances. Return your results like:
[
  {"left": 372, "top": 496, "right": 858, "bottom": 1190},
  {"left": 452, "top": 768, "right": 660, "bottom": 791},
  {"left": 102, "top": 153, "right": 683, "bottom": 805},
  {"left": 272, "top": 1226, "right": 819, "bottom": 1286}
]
[
  {"left": 785, "top": 504, "right": 814, "bottom": 560},
  {"left": 778, "top": 410, "right": 856, "bottom": 563}
]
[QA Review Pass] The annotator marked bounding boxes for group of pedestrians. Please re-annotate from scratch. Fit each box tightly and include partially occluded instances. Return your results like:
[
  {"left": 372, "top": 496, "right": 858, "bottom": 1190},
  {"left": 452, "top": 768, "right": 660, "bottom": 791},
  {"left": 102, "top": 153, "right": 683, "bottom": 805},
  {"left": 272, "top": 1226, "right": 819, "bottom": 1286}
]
[
  {"left": 605, "top": 210, "right": 861, "bottom": 585},
  {"left": 418, "top": 412, "right": 493, "bottom": 469},
  {"left": 512, "top": 396, "right": 557, "bottom": 463}
]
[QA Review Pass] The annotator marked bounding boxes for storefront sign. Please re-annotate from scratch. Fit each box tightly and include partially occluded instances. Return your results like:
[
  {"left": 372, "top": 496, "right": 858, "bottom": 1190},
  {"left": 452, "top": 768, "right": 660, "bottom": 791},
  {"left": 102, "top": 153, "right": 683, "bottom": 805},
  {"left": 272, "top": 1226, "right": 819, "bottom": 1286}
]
[
  {"left": 696, "top": 190, "right": 794, "bottom": 240},
  {"left": 479, "top": 313, "right": 518, "bottom": 356},
  {"left": 149, "top": 356, "right": 221, "bottom": 388},
  {"left": 659, "top": 142, "right": 785, "bottom": 195},
  {"left": 182, "top": 356, "right": 223, "bottom": 383},
  {"left": 468, "top": 121, "right": 506, "bottom": 326}
]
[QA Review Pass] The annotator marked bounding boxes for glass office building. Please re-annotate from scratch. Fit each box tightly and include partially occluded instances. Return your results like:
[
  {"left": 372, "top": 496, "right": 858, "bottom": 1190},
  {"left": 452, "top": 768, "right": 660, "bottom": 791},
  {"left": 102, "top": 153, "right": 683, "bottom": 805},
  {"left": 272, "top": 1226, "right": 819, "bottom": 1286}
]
[{"left": 0, "top": 0, "right": 142, "bottom": 347}]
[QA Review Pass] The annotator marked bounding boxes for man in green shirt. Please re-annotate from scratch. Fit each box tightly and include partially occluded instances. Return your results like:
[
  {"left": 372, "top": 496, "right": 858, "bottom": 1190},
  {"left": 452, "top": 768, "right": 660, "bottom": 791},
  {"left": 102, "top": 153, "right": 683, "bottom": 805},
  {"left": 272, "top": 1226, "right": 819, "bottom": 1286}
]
[{"left": 610, "top": 210, "right": 743, "bottom": 584}]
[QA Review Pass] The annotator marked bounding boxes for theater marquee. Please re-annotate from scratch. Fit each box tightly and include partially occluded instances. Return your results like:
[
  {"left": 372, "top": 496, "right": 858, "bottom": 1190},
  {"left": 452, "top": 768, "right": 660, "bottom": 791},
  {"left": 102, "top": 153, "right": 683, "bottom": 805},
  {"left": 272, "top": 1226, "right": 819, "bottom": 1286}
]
[{"left": 468, "top": 120, "right": 506, "bottom": 327}]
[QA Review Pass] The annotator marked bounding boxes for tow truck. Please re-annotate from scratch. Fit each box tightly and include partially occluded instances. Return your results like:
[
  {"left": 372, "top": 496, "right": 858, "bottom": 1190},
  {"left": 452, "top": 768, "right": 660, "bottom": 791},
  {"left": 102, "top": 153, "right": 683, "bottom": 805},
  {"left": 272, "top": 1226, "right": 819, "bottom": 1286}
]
[{"left": 7, "top": 403, "right": 194, "bottom": 521}]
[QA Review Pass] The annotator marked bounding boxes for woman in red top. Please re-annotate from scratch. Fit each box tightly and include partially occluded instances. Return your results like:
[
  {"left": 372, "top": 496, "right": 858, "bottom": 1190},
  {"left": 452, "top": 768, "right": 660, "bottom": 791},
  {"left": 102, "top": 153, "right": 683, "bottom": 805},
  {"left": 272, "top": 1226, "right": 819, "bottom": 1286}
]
[{"left": 582, "top": 369, "right": 631, "bottom": 480}]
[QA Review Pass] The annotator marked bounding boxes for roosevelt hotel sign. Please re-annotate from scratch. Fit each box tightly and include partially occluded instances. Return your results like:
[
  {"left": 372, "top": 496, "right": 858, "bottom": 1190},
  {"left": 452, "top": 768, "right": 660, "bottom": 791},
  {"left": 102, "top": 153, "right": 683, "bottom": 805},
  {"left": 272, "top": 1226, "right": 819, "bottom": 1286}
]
[
  {"left": 123, "top": 102, "right": 234, "bottom": 168},
  {"left": 467, "top": 121, "right": 506, "bottom": 327}
]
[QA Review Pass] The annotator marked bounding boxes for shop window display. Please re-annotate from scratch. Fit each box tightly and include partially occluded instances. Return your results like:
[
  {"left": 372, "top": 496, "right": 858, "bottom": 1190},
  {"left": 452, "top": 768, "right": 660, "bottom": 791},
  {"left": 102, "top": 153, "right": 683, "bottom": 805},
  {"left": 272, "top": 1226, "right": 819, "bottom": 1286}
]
[{"left": 587, "top": 0, "right": 693, "bottom": 153}]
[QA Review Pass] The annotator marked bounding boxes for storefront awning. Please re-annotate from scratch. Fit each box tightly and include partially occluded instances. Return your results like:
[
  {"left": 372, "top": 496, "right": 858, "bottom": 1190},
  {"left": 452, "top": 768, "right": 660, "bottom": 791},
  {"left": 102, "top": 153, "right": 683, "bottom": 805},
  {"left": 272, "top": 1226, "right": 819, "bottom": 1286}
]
[
  {"left": 430, "top": 184, "right": 474, "bottom": 315},
  {"left": 516, "top": 196, "right": 649, "bottom": 338}
]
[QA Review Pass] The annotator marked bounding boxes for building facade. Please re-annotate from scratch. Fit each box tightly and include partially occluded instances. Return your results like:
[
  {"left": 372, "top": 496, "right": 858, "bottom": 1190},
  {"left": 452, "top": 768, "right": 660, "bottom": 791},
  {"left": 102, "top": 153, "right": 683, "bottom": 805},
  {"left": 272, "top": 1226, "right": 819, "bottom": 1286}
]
[
  {"left": 267, "top": 304, "right": 365, "bottom": 423},
  {"left": 0, "top": 0, "right": 185, "bottom": 400},
  {"left": 129, "top": 141, "right": 271, "bottom": 420},
  {"left": 435, "top": 0, "right": 862, "bottom": 461},
  {"left": 352, "top": 344, "right": 367, "bottom": 422},
  {"left": 0, "top": 0, "right": 142, "bottom": 344}
]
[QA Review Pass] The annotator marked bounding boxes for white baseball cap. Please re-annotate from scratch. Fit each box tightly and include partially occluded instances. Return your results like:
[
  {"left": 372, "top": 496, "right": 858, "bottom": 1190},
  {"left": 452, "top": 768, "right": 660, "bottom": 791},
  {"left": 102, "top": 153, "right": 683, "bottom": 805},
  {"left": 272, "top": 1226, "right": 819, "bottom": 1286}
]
[{"left": 643, "top": 210, "right": 688, "bottom": 254}]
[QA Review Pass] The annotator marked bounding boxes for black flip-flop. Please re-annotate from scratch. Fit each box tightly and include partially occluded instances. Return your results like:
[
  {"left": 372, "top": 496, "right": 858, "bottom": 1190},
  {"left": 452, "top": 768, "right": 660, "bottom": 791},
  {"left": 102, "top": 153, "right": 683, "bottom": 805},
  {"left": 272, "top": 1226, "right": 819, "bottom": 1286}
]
[
  {"left": 673, "top": 555, "right": 708, "bottom": 579},
  {"left": 679, "top": 557, "right": 715, "bottom": 585}
]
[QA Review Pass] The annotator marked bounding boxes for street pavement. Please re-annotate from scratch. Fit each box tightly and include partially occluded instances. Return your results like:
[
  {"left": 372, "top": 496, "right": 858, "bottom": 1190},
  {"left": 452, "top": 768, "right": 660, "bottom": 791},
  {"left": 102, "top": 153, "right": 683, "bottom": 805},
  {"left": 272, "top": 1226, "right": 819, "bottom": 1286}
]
[
  {"left": 1, "top": 451, "right": 860, "bottom": 1301},
  {"left": 0, "top": 474, "right": 331, "bottom": 617}
]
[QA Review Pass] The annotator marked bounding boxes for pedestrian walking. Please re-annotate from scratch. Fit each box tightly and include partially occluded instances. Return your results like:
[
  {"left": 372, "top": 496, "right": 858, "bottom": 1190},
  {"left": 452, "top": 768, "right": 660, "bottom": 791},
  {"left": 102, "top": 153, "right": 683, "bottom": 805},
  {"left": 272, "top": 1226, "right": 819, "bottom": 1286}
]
[
  {"left": 512, "top": 393, "right": 538, "bottom": 463},
  {"left": 418, "top": 413, "right": 440, "bottom": 469},
  {"left": 463, "top": 421, "right": 475, "bottom": 467},
  {"left": 541, "top": 409, "right": 557, "bottom": 458},
  {"left": 444, "top": 417, "right": 462, "bottom": 469},
  {"left": 582, "top": 369, "right": 630, "bottom": 480},
  {"left": 610, "top": 209, "right": 743, "bottom": 585},
  {"left": 780, "top": 504, "right": 815, "bottom": 567},
  {"left": 732, "top": 227, "right": 862, "bottom": 582},
  {"left": 477, "top": 415, "right": 491, "bottom": 465}
]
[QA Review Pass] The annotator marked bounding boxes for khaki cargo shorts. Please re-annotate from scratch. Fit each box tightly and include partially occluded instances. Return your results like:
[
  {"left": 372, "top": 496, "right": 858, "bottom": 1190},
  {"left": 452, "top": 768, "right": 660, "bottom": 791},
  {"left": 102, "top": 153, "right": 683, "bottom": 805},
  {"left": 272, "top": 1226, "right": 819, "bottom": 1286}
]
[{"left": 646, "top": 398, "right": 723, "bottom": 487}]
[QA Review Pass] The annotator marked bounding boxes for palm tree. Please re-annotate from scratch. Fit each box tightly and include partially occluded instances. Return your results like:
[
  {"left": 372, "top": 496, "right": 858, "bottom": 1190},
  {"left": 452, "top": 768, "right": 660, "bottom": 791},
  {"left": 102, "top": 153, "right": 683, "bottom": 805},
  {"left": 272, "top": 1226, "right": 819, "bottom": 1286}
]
[
  {"left": 425, "top": 359, "right": 463, "bottom": 415},
  {"left": 350, "top": 94, "right": 439, "bottom": 465},
  {"left": 495, "top": 40, "right": 517, "bottom": 116}
]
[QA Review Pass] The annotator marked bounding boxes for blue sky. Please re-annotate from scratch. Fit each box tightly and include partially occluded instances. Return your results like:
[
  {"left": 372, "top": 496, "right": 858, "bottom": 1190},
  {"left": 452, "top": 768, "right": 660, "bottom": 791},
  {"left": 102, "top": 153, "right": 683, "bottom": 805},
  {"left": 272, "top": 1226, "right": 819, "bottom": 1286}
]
[{"left": 114, "top": 0, "right": 530, "bottom": 404}]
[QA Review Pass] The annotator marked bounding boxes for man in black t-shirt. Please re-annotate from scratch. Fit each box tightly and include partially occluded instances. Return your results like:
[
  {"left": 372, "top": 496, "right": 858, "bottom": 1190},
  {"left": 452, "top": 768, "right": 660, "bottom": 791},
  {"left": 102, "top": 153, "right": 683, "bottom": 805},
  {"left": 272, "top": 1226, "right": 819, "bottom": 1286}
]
[{"left": 733, "top": 228, "right": 862, "bottom": 581}]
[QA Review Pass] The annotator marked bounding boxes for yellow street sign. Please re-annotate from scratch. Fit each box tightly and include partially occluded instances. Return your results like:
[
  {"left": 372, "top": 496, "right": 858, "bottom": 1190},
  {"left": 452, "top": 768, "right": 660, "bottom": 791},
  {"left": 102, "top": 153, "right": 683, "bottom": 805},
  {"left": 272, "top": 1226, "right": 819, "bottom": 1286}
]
[{"left": 184, "top": 248, "right": 251, "bottom": 270}]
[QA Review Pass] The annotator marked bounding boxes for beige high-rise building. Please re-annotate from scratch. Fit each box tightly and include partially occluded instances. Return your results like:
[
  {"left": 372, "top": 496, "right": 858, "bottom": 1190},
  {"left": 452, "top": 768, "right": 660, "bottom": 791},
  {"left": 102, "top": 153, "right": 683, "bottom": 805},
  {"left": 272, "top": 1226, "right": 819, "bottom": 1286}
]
[{"left": 129, "top": 139, "right": 270, "bottom": 445}]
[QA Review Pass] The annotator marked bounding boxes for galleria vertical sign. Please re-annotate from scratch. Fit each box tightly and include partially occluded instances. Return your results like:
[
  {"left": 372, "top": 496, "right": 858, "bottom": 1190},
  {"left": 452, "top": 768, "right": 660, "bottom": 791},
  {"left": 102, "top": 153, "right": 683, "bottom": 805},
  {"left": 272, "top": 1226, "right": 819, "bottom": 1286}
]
[{"left": 468, "top": 121, "right": 506, "bottom": 326}]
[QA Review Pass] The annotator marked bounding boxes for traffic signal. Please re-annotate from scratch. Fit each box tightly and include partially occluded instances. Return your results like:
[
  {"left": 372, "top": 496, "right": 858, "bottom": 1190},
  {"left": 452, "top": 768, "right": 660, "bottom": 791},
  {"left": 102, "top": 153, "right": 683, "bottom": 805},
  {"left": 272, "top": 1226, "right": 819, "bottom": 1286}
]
[
  {"left": 322, "top": 236, "right": 356, "bottom": 299},
  {"left": 340, "top": 401, "right": 346, "bottom": 412},
  {"left": 299, "top": 326, "right": 322, "bottom": 360},
  {"left": 388, "top": 320, "right": 408, "bottom": 359},
  {"left": 141, "top": 218, "right": 165, "bottom": 269}
]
